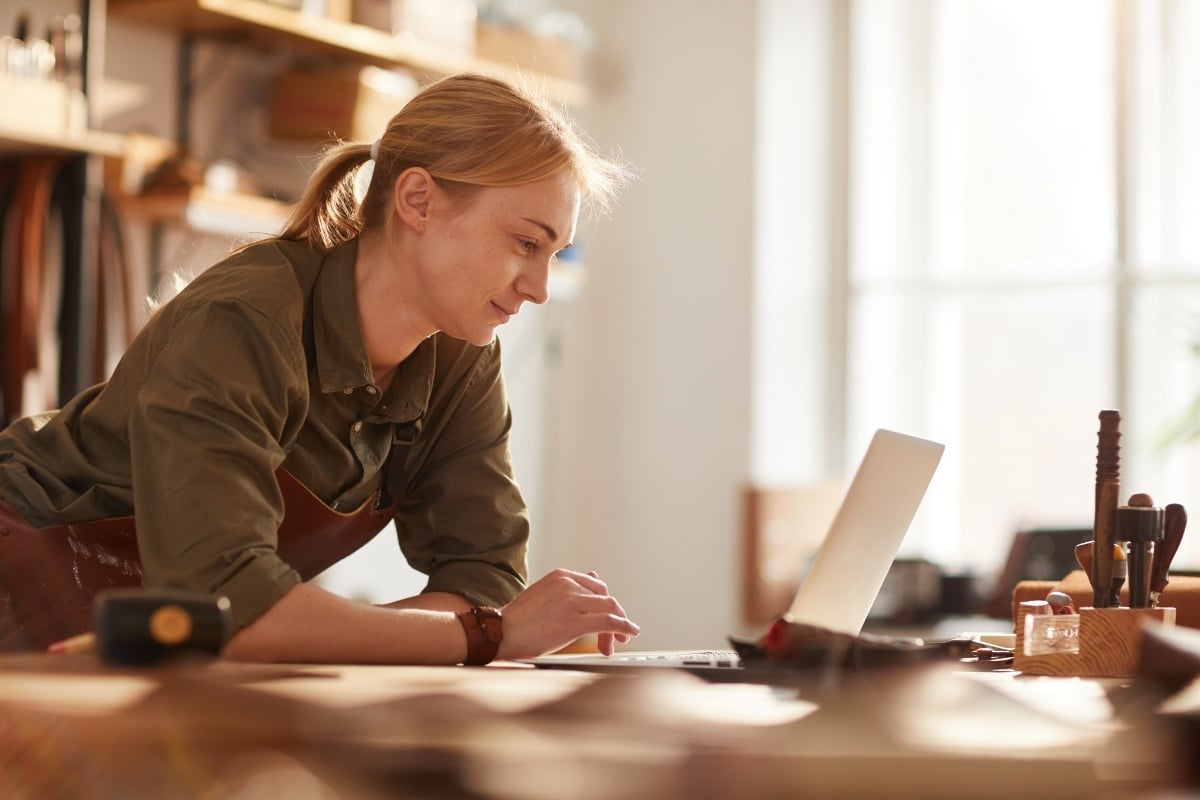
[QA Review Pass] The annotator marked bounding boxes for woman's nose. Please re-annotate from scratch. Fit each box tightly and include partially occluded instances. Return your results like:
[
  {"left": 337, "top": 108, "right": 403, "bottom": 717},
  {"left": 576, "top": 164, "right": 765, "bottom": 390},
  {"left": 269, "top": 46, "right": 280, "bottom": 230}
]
[{"left": 516, "top": 260, "right": 551, "bottom": 305}]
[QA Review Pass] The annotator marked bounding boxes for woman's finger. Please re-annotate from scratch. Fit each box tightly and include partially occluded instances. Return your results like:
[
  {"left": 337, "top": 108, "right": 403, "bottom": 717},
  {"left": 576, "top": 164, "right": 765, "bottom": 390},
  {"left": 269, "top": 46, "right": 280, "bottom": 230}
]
[
  {"left": 568, "top": 570, "right": 608, "bottom": 596},
  {"left": 564, "top": 590, "right": 627, "bottom": 613}
]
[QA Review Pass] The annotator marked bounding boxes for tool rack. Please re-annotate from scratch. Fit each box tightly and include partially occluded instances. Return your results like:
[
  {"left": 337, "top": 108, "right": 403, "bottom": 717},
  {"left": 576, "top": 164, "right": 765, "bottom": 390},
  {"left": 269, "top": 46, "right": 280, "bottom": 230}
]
[{"left": 1013, "top": 603, "right": 1176, "bottom": 677}]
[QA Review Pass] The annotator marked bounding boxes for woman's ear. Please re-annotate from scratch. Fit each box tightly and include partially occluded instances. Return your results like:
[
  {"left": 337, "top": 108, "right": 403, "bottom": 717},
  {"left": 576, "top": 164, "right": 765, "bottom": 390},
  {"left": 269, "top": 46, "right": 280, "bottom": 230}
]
[{"left": 393, "top": 167, "right": 434, "bottom": 232}]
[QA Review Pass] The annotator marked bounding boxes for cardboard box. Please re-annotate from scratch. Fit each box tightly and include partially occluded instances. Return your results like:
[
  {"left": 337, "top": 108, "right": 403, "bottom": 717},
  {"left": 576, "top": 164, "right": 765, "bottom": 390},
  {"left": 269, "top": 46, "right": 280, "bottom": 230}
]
[
  {"left": 352, "top": 0, "right": 476, "bottom": 55},
  {"left": 475, "top": 21, "right": 582, "bottom": 82},
  {"left": 268, "top": 66, "right": 419, "bottom": 143}
]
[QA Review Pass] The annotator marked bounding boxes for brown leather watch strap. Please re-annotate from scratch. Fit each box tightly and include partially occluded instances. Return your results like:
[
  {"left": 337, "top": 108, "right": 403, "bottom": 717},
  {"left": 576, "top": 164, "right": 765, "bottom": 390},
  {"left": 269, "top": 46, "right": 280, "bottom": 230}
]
[{"left": 456, "top": 606, "right": 503, "bottom": 666}]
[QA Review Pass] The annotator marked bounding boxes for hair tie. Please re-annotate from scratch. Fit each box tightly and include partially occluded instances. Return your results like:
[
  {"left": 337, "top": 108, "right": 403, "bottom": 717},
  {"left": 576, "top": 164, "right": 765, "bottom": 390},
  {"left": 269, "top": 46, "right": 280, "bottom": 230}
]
[{"left": 370, "top": 139, "right": 381, "bottom": 162}]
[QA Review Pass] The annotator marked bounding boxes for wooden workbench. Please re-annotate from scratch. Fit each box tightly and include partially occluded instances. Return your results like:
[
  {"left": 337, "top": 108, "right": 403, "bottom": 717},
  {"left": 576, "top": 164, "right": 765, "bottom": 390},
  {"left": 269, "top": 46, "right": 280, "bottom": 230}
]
[{"left": 0, "top": 654, "right": 1190, "bottom": 799}]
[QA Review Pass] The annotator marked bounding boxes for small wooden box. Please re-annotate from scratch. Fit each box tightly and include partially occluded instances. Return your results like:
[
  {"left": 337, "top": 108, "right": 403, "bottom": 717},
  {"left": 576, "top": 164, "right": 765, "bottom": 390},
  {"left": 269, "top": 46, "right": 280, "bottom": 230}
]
[
  {"left": 475, "top": 22, "right": 582, "bottom": 81},
  {"left": 268, "top": 66, "right": 419, "bottom": 143},
  {"left": 1014, "top": 605, "right": 1176, "bottom": 677}
]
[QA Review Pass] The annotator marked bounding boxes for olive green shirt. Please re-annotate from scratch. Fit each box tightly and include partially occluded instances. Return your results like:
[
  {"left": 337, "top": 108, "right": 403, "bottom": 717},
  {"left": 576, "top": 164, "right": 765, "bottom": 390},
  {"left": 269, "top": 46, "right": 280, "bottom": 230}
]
[{"left": 0, "top": 238, "right": 529, "bottom": 631}]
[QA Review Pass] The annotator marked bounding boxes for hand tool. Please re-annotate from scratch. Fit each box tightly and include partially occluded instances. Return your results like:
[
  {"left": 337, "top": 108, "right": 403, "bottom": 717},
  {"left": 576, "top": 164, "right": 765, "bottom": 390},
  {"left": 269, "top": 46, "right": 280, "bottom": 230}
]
[
  {"left": 1116, "top": 493, "right": 1163, "bottom": 608},
  {"left": 1109, "top": 543, "right": 1127, "bottom": 606},
  {"left": 1074, "top": 540, "right": 1094, "bottom": 585},
  {"left": 1150, "top": 503, "right": 1187, "bottom": 607},
  {"left": 1092, "top": 410, "right": 1121, "bottom": 607},
  {"left": 48, "top": 588, "right": 231, "bottom": 665},
  {"left": 1074, "top": 540, "right": 1126, "bottom": 605}
]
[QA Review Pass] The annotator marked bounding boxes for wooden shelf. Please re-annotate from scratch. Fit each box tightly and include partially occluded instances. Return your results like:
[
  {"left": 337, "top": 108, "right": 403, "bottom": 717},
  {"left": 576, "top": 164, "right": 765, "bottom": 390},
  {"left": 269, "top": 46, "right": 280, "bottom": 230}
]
[
  {"left": 117, "top": 185, "right": 293, "bottom": 236},
  {"left": 0, "top": 78, "right": 125, "bottom": 157},
  {"left": 0, "top": 123, "right": 125, "bottom": 157},
  {"left": 107, "top": 0, "right": 590, "bottom": 106}
]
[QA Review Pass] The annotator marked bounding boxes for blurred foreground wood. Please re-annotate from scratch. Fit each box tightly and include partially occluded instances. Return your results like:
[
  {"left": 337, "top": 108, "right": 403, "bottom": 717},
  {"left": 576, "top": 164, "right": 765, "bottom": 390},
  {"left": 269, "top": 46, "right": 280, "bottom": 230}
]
[{"left": 0, "top": 652, "right": 1194, "bottom": 799}]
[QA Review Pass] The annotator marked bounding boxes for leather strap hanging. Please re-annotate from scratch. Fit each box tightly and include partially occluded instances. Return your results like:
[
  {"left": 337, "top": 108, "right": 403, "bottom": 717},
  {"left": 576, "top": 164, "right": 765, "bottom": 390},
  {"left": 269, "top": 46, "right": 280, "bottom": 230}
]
[
  {"left": 0, "top": 157, "right": 67, "bottom": 426},
  {"left": 0, "top": 161, "right": 15, "bottom": 425}
]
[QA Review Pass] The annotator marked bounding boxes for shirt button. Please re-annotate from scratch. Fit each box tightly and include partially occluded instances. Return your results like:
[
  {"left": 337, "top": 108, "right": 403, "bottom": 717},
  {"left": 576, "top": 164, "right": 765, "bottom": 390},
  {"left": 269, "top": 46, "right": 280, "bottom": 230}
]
[
  {"left": 352, "top": 421, "right": 363, "bottom": 433},
  {"left": 343, "top": 388, "right": 353, "bottom": 395},
  {"left": 366, "top": 386, "right": 378, "bottom": 396}
]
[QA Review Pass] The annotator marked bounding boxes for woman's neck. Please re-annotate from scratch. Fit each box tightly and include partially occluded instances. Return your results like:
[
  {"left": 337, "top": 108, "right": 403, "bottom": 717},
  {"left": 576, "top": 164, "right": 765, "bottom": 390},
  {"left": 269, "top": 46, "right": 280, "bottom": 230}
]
[{"left": 354, "top": 233, "right": 434, "bottom": 380}]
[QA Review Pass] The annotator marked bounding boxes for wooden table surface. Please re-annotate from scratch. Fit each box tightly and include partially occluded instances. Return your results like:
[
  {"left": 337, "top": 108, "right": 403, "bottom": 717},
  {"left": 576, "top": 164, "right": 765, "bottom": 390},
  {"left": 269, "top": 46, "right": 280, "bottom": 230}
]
[{"left": 0, "top": 653, "right": 1191, "bottom": 799}]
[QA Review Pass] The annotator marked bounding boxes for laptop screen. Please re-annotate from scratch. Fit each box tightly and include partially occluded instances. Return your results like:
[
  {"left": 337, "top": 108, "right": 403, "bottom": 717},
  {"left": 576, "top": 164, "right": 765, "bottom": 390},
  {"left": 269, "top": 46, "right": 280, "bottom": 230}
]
[{"left": 785, "top": 429, "right": 944, "bottom": 636}]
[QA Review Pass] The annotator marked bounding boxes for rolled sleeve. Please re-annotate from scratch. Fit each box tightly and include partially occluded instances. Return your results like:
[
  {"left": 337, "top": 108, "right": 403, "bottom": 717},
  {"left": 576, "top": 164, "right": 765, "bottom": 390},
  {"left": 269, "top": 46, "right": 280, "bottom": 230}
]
[
  {"left": 130, "top": 297, "right": 308, "bottom": 632},
  {"left": 214, "top": 549, "right": 302, "bottom": 630},
  {"left": 391, "top": 339, "right": 529, "bottom": 607}
]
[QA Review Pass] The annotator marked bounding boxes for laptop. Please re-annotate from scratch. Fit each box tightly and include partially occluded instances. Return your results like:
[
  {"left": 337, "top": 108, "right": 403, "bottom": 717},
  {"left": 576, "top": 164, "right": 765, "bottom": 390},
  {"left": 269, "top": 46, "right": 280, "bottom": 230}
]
[{"left": 521, "top": 429, "right": 945, "bottom": 678}]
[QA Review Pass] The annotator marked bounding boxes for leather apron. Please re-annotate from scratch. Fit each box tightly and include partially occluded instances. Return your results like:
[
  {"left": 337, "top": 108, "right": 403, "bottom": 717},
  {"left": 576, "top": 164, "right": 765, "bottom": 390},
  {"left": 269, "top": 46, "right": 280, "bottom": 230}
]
[{"left": 0, "top": 469, "right": 397, "bottom": 651}]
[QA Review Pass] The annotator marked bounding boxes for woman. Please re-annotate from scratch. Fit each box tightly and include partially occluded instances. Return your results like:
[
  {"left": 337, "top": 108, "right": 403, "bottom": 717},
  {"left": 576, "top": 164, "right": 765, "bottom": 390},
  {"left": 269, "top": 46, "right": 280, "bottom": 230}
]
[{"left": 0, "top": 73, "right": 640, "bottom": 664}]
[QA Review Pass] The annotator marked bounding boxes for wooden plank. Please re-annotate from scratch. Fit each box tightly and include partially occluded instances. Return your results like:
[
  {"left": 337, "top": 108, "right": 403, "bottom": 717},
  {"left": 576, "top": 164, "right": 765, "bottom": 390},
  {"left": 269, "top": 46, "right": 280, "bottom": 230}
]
[
  {"left": 116, "top": 185, "right": 292, "bottom": 234},
  {"left": 0, "top": 124, "right": 124, "bottom": 157},
  {"left": 108, "top": 0, "right": 590, "bottom": 106}
]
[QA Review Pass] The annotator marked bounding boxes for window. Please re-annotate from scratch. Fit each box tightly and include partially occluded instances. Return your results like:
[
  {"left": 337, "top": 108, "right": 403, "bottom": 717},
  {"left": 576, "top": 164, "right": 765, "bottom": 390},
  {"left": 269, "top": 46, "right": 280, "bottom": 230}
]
[{"left": 759, "top": 0, "right": 1200, "bottom": 577}]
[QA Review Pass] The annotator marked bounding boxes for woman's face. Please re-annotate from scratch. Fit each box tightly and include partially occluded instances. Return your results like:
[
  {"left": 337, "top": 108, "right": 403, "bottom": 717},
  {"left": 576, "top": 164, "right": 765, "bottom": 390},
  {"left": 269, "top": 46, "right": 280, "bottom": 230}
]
[{"left": 414, "top": 170, "right": 580, "bottom": 346}]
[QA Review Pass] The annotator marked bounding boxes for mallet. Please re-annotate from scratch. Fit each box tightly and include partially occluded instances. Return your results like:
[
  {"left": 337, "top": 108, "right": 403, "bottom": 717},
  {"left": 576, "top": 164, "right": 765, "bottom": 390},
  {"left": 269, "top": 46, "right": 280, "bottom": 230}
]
[{"left": 49, "top": 588, "right": 232, "bottom": 666}]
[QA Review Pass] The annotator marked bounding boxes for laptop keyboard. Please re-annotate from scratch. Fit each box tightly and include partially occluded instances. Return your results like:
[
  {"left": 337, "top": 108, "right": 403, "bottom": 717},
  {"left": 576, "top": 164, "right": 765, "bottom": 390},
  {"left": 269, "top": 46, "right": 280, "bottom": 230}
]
[{"left": 624, "top": 650, "right": 741, "bottom": 668}]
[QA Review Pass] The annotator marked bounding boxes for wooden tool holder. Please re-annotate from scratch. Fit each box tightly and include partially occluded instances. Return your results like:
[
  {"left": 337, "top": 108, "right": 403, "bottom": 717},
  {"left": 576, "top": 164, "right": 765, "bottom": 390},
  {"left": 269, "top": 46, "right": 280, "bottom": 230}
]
[{"left": 1013, "top": 604, "right": 1176, "bottom": 677}]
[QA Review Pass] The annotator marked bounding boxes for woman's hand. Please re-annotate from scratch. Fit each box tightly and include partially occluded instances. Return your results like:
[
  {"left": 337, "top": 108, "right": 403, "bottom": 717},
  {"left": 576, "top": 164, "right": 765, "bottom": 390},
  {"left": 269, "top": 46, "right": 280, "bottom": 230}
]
[{"left": 497, "top": 568, "right": 639, "bottom": 660}]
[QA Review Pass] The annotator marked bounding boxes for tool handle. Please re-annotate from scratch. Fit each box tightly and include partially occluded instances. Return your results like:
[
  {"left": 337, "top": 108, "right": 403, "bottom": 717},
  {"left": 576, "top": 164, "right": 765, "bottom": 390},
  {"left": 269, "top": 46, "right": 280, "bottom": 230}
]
[
  {"left": 1092, "top": 481, "right": 1120, "bottom": 607},
  {"left": 1074, "top": 541, "right": 1094, "bottom": 581},
  {"left": 1091, "top": 410, "right": 1121, "bottom": 607},
  {"left": 1095, "top": 409, "right": 1121, "bottom": 484},
  {"left": 1151, "top": 503, "right": 1187, "bottom": 594}
]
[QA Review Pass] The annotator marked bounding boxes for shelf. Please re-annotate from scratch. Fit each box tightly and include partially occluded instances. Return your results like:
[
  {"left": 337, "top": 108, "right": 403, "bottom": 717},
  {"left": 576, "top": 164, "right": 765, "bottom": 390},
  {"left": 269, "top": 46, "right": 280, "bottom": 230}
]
[
  {"left": 117, "top": 185, "right": 293, "bottom": 236},
  {"left": 0, "top": 78, "right": 125, "bottom": 157},
  {"left": 0, "top": 123, "right": 125, "bottom": 157},
  {"left": 107, "top": 0, "right": 590, "bottom": 107}
]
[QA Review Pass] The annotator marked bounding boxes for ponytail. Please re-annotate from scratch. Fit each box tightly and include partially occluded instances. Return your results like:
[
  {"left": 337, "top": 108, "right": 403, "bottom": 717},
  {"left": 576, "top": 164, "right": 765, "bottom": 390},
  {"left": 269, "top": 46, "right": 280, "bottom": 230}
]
[{"left": 277, "top": 143, "right": 373, "bottom": 253}]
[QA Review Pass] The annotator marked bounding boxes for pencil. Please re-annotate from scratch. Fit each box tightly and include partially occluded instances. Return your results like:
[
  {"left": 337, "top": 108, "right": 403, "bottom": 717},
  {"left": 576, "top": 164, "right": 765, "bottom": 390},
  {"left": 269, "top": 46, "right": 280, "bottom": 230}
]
[{"left": 47, "top": 631, "right": 97, "bottom": 655}]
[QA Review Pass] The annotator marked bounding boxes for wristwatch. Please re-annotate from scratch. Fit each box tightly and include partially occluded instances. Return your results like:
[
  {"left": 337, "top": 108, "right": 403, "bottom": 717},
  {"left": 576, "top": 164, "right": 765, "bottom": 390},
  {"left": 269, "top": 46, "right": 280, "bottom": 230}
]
[{"left": 456, "top": 606, "right": 503, "bottom": 665}]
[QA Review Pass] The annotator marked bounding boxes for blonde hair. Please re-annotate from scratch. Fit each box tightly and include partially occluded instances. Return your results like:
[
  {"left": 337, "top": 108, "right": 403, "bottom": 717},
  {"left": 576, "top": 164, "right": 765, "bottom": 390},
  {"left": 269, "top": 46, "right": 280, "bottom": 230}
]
[{"left": 279, "top": 73, "right": 629, "bottom": 252}]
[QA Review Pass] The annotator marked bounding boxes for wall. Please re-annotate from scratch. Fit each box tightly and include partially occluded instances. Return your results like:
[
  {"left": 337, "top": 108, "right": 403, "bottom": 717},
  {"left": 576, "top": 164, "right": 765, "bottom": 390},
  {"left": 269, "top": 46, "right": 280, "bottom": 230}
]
[
  {"left": 543, "top": 0, "right": 758, "bottom": 648},
  {"left": 753, "top": 0, "right": 838, "bottom": 483}
]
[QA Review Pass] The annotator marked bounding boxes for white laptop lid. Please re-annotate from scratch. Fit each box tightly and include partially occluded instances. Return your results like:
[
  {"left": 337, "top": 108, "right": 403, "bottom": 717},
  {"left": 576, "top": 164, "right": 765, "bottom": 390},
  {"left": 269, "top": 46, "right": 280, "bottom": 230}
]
[{"left": 785, "top": 429, "right": 944, "bottom": 636}]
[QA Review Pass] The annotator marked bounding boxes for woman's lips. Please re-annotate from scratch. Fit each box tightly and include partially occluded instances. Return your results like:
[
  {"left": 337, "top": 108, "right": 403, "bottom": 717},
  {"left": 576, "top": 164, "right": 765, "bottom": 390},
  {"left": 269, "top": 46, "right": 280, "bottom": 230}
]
[{"left": 492, "top": 302, "right": 516, "bottom": 322}]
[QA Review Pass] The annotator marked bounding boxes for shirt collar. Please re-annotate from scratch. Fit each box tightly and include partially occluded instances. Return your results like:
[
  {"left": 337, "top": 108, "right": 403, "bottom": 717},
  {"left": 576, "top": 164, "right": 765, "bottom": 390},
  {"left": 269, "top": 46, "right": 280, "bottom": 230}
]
[{"left": 311, "top": 240, "right": 435, "bottom": 424}]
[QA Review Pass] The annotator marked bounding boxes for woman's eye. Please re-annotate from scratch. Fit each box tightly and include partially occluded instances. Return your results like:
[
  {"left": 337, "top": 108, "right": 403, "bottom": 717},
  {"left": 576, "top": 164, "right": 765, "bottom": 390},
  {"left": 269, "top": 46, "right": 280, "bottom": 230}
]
[{"left": 518, "top": 238, "right": 537, "bottom": 254}]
